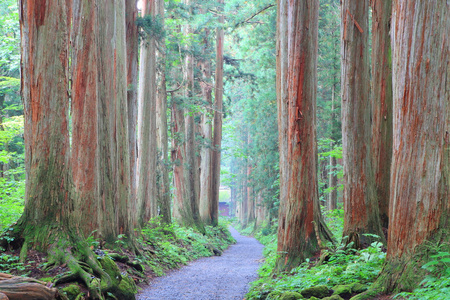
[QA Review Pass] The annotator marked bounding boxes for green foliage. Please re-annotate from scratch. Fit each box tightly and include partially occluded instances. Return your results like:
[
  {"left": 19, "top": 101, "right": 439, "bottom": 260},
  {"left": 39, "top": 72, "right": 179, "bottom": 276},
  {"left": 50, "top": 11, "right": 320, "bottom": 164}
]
[
  {"left": 247, "top": 240, "right": 385, "bottom": 299},
  {"left": 136, "top": 15, "right": 165, "bottom": 42},
  {"left": 0, "top": 76, "right": 19, "bottom": 93},
  {"left": 0, "top": 252, "right": 25, "bottom": 274},
  {"left": 0, "top": 0, "right": 20, "bottom": 77},
  {"left": 219, "top": 189, "right": 230, "bottom": 202},
  {"left": 222, "top": 0, "right": 279, "bottom": 226},
  {"left": 244, "top": 210, "right": 385, "bottom": 300},
  {"left": 394, "top": 248, "right": 450, "bottom": 299},
  {"left": 322, "top": 208, "right": 344, "bottom": 244},
  {"left": 0, "top": 115, "right": 25, "bottom": 231},
  {"left": 138, "top": 217, "right": 235, "bottom": 276}
]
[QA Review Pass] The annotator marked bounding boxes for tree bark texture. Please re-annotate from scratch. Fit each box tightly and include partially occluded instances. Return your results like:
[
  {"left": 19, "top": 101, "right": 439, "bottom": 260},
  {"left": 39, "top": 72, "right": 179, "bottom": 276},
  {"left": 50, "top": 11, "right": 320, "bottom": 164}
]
[
  {"left": 155, "top": 0, "right": 171, "bottom": 224},
  {"left": 71, "top": 0, "right": 100, "bottom": 237},
  {"left": 137, "top": 0, "right": 157, "bottom": 226},
  {"left": 255, "top": 192, "right": 267, "bottom": 227},
  {"left": 276, "top": 0, "right": 289, "bottom": 250},
  {"left": 210, "top": 0, "right": 225, "bottom": 227},
  {"left": 0, "top": 273, "right": 56, "bottom": 300},
  {"left": 97, "top": 0, "right": 132, "bottom": 241},
  {"left": 371, "top": 0, "right": 393, "bottom": 230},
  {"left": 341, "top": 0, "right": 385, "bottom": 246},
  {"left": 327, "top": 86, "right": 338, "bottom": 211},
  {"left": 19, "top": 0, "right": 72, "bottom": 234},
  {"left": 276, "top": 0, "right": 334, "bottom": 271},
  {"left": 366, "top": 1, "right": 449, "bottom": 295},
  {"left": 126, "top": 0, "right": 139, "bottom": 226},
  {"left": 184, "top": 7, "right": 203, "bottom": 232},
  {"left": 199, "top": 26, "right": 213, "bottom": 225}
]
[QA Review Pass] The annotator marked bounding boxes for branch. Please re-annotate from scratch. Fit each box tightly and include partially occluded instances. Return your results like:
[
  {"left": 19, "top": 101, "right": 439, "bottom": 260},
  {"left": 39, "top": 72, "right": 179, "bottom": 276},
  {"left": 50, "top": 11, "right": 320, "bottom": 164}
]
[
  {"left": 234, "top": 4, "right": 275, "bottom": 28},
  {"left": 167, "top": 82, "right": 184, "bottom": 93}
]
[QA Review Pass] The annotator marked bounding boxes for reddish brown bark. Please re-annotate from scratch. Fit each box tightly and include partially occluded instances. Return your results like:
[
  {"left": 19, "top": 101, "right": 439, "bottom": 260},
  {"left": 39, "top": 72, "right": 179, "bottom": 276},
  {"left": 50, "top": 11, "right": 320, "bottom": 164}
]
[
  {"left": 276, "top": 0, "right": 334, "bottom": 271},
  {"left": 365, "top": 1, "right": 449, "bottom": 295},
  {"left": 19, "top": 0, "right": 72, "bottom": 232},
  {"left": 341, "top": 0, "right": 385, "bottom": 246},
  {"left": 387, "top": 0, "right": 449, "bottom": 260},
  {"left": 371, "top": 0, "right": 392, "bottom": 230},
  {"left": 71, "top": 0, "right": 99, "bottom": 237}
]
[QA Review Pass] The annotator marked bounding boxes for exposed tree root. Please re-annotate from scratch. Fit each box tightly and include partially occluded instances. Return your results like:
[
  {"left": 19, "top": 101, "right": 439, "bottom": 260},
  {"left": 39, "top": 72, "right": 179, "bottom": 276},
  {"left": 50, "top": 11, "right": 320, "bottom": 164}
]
[
  {"left": 0, "top": 273, "right": 57, "bottom": 300},
  {"left": 1, "top": 224, "right": 135, "bottom": 300}
]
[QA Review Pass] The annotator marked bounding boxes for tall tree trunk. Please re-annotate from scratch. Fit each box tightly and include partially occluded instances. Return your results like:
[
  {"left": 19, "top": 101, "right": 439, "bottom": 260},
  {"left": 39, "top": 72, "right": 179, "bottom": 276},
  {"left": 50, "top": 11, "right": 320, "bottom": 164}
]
[
  {"left": 276, "top": 0, "right": 334, "bottom": 272},
  {"left": 370, "top": 0, "right": 392, "bottom": 231},
  {"left": 199, "top": 27, "right": 213, "bottom": 224},
  {"left": 327, "top": 84, "right": 338, "bottom": 211},
  {"left": 365, "top": 1, "right": 449, "bottom": 296},
  {"left": 276, "top": 0, "right": 289, "bottom": 251},
  {"left": 246, "top": 163, "right": 255, "bottom": 224},
  {"left": 126, "top": 0, "right": 139, "bottom": 227},
  {"left": 155, "top": 0, "right": 171, "bottom": 224},
  {"left": 210, "top": 0, "right": 225, "bottom": 227},
  {"left": 341, "top": 0, "right": 385, "bottom": 246},
  {"left": 18, "top": 0, "right": 72, "bottom": 241},
  {"left": 172, "top": 0, "right": 204, "bottom": 233},
  {"left": 71, "top": 0, "right": 99, "bottom": 237},
  {"left": 97, "top": 0, "right": 132, "bottom": 241},
  {"left": 171, "top": 97, "right": 188, "bottom": 221},
  {"left": 184, "top": 4, "right": 203, "bottom": 232},
  {"left": 137, "top": 0, "right": 157, "bottom": 226}
]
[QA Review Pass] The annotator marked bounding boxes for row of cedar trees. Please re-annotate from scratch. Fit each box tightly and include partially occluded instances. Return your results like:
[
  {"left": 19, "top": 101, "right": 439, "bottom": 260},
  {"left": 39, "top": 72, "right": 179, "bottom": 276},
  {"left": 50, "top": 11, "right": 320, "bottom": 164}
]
[
  {"left": 14, "top": 0, "right": 225, "bottom": 253},
  {"left": 272, "top": 0, "right": 449, "bottom": 295}
]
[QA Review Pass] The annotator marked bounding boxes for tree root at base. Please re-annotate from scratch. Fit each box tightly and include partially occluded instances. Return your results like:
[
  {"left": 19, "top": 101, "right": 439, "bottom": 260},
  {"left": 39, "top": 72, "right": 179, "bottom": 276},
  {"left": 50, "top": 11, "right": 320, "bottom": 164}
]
[{"left": 0, "top": 273, "right": 57, "bottom": 300}]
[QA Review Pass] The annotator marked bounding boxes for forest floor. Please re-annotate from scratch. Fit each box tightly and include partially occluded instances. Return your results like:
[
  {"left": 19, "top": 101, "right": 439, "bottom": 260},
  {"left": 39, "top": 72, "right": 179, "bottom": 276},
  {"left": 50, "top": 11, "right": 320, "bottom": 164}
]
[{"left": 136, "top": 227, "right": 264, "bottom": 300}]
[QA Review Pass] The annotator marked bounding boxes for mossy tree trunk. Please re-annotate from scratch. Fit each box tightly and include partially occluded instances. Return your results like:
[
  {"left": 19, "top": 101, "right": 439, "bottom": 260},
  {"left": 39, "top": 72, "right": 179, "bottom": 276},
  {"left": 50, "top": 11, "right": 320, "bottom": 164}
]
[
  {"left": 18, "top": 0, "right": 73, "bottom": 241},
  {"left": 275, "top": 0, "right": 334, "bottom": 272},
  {"left": 13, "top": 2, "right": 122, "bottom": 298},
  {"left": 366, "top": 1, "right": 449, "bottom": 295},
  {"left": 340, "top": 0, "right": 385, "bottom": 246}
]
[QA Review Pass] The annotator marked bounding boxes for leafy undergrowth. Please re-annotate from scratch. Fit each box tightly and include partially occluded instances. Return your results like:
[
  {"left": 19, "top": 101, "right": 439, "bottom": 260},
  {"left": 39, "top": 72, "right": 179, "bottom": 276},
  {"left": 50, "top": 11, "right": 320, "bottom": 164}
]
[
  {"left": 240, "top": 211, "right": 387, "bottom": 300},
  {"left": 0, "top": 217, "right": 235, "bottom": 299},
  {"left": 241, "top": 211, "right": 450, "bottom": 300}
]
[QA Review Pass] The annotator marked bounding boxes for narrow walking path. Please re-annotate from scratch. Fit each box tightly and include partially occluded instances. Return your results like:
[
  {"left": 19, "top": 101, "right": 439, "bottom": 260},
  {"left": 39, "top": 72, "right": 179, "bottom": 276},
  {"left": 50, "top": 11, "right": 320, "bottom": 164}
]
[{"left": 137, "top": 227, "right": 264, "bottom": 300}]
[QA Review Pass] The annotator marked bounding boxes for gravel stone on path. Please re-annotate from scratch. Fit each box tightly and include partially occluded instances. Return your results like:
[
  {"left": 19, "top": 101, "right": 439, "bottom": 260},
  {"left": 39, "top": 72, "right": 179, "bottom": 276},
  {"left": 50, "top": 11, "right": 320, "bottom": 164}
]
[{"left": 137, "top": 227, "right": 264, "bottom": 300}]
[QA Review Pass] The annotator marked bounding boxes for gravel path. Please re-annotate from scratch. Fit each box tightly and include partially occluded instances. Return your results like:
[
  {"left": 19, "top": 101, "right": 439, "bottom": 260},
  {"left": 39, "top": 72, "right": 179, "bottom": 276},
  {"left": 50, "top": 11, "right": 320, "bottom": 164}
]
[{"left": 137, "top": 227, "right": 264, "bottom": 300}]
